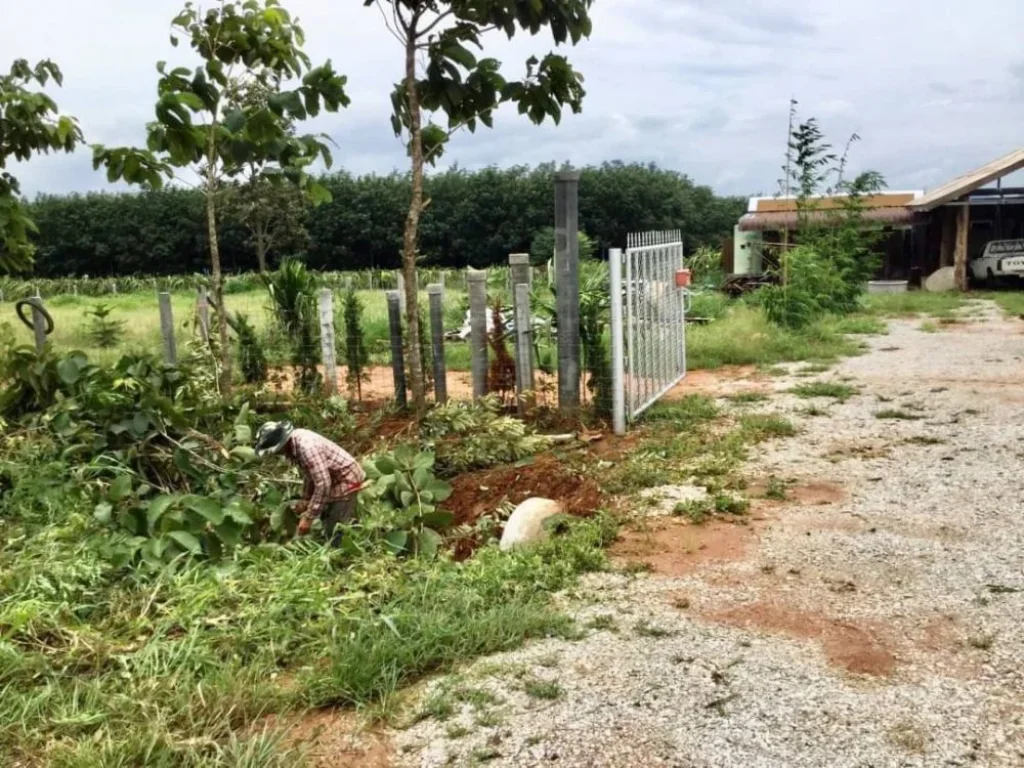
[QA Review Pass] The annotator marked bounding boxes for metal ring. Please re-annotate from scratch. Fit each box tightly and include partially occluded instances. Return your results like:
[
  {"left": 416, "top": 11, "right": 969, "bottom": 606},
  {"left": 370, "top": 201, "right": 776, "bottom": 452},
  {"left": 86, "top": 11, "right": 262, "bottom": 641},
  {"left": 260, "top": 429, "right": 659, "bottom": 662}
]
[{"left": 15, "top": 299, "right": 55, "bottom": 335}]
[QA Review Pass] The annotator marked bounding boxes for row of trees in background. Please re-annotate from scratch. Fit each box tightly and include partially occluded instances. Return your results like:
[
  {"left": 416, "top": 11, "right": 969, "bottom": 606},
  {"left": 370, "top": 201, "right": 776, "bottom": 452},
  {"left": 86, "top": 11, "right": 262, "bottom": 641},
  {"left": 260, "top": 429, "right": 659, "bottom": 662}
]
[{"left": 25, "top": 162, "right": 744, "bottom": 277}]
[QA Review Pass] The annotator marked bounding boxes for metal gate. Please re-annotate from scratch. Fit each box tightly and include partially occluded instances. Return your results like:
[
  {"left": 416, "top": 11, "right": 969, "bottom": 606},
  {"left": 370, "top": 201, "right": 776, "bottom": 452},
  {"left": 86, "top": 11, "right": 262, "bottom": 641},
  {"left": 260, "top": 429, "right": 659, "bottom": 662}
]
[{"left": 609, "top": 230, "right": 689, "bottom": 433}]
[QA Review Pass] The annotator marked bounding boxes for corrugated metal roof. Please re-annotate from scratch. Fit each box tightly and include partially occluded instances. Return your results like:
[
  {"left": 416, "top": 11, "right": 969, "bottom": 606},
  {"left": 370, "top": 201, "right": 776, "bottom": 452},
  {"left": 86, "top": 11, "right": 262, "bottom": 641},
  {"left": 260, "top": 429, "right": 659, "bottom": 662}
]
[
  {"left": 737, "top": 207, "right": 919, "bottom": 232},
  {"left": 909, "top": 149, "right": 1024, "bottom": 211}
]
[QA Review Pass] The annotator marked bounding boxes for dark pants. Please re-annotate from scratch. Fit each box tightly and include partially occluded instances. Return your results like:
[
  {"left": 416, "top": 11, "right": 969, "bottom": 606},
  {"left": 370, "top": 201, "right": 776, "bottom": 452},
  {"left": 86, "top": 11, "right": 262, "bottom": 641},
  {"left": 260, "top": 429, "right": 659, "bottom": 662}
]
[{"left": 322, "top": 495, "right": 358, "bottom": 547}]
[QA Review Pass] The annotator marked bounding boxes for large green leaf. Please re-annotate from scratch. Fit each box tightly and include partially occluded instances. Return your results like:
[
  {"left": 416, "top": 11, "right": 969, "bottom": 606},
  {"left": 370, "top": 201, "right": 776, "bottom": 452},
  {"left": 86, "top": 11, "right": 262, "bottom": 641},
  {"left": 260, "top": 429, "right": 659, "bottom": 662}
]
[
  {"left": 108, "top": 474, "right": 133, "bottom": 502},
  {"left": 185, "top": 496, "right": 225, "bottom": 525},
  {"left": 166, "top": 530, "right": 202, "bottom": 554},
  {"left": 146, "top": 494, "right": 177, "bottom": 532},
  {"left": 234, "top": 423, "right": 252, "bottom": 445},
  {"left": 413, "top": 451, "right": 436, "bottom": 471},
  {"left": 374, "top": 456, "right": 399, "bottom": 475},
  {"left": 412, "top": 466, "right": 432, "bottom": 489},
  {"left": 415, "top": 528, "right": 443, "bottom": 558},
  {"left": 384, "top": 530, "right": 409, "bottom": 554},
  {"left": 425, "top": 479, "right": 452, "bottom": 503},
  {"left": 399, "top": 490, "right": 415, "bottom": 508},
  {"left": 56, "top": 357, "right": 81, "bottom": 385},
  {"left": 215, "top": 519, "right": 244, "bottom": 547},
  {"left": 420, "top": 509, "right": 454, "bottom": 531},
  {"left": 224, "top": 500, "right": 254, "bottom": 525},
  {"left": 93, "top": 502, "right": 113, "bottom": 525}
]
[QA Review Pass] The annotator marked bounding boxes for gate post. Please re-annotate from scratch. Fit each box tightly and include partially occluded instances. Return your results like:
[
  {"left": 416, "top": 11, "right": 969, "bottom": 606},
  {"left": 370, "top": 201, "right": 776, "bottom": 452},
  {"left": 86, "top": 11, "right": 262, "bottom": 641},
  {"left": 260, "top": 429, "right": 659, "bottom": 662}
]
[
  {"left": 318, "top": 288, "right": 338, "bottom": 395},
  {"left": 158, "top": 292, "right": 177, "bottom": 365},
  {"left": 555, "top": 169, "right": 581, "bottom": 416},
  {"left": 514, "top": 283, "right": 534, "bottom": 417},
  {"left": 609, "top": 248, "right": 626, "bottom": 435}
]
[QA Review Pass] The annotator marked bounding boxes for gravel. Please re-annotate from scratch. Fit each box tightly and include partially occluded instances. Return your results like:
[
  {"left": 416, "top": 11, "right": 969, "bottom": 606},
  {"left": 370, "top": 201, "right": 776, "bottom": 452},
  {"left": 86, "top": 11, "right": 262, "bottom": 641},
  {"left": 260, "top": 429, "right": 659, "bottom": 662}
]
[{"left": 393, "top": 301, "right": 1024, "bottom": 767}]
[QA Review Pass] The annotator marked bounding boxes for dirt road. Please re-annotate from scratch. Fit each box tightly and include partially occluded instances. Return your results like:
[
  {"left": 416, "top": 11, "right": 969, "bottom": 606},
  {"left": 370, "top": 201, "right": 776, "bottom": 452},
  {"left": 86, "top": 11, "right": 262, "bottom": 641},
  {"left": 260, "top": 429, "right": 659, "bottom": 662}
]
[{"left": 394, "top": 301, "right": 1024, "bottom": 767}]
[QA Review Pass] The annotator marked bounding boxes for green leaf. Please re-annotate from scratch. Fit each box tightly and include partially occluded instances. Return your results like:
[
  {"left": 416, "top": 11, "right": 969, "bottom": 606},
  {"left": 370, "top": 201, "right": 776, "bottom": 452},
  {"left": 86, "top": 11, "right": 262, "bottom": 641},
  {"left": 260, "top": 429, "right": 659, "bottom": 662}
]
[
  {"left": 425, "top": 479, "right": 452, "bottom": 502},
  {"left": 224, "top": 500, "right": 254, "bottom": 525},
  {"left": 215, "top": 519, "right": 244, "bottom": 547},
  {"left": 167, "top": 530, "right": 202, "bottom": 554},
  {"left": 108, "top": 474, "right": 133, "bottom": 502},
  {"left": 412, "top": 466, "right": 432, "bottom": 489},
  {"left": 384, "top": 530, "right": 409, "bottom": 554},
  {"left": 399, "top": 490, "right": 415, "bottom": 508},
  {"left": 234, "top": 423, "right": 252, "bottom": 445},
  {"left": 420, "top": 509, "right": 454, "bottom": 530},
  {"left": 93, "top": 502, "right": 113, "bottom": 525},
  {"left": 375, "top": 456, "right": 399, "bottom": 475},
  {"left": 230, "top": 446, "right": 257, "bottom": 463},
  {"left": 415, "top": 528, "right": 443, "bottom": 558},
  {"left": 306, "top": 181, "right": 332, "bottom": 206},
  {"left": 185, "top": 496, "right": 225, "bottom": 525},
  {"left": 56, "top": 357, "right": 81, "bottom": 385},
  {"left": 413, "top": 451, "right": 435, "bottom": 471},
  {"left": 147, "top": 494, "right": 177, "bottom": 531}
]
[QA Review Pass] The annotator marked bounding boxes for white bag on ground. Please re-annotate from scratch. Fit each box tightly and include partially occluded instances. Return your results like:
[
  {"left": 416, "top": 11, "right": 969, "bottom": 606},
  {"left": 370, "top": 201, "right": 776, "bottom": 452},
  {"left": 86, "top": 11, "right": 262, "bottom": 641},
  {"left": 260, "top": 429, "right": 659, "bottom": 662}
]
[{"left": 499, "top": 498, "right": 565, "bottom": 552}]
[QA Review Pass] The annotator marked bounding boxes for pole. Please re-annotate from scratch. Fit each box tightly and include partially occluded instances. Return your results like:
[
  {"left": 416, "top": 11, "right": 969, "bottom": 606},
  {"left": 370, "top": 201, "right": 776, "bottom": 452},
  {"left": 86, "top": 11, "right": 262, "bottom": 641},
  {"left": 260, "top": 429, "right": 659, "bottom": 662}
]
[
  {"left": 197, "top": 287, "right": 210, "bottom": 343},
  {"left": 158, "top": 292, "right": 177, "bottom": 365},
  {"left": 610, "top": 248, "right": 626, "bottom": 435},
  {"left": 31, "top": 294, "right": 47, "bottom": 354},
  {"left": 427, "top": 284, "right": 448, "bottom": 404},
  {"left": 318, "top": 289, "right": 338, "bottom": 395},
  {"left": 386, "top": 291, "right": 407, "bottom": 407},
  {"left": 555, "top": 170, "right": 581, "bottom": 416},
  {"left": 467, "top": 269, "right": 489, "bottom": 400},
  {"left": 514, "top": 283, "right": 534, "bottom": 417},
  {"left": 395, "top": 270, "right": 407, "bottom": 315}
]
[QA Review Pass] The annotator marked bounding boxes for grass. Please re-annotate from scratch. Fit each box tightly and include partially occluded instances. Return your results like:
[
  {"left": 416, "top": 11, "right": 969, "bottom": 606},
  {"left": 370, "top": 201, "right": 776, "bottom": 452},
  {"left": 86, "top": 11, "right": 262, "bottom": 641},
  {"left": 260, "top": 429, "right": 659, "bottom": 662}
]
[
  {"left": 725, "top": 392, "right": 770, "bottom": 404},
  {"left": 522, "top": 678, "right": 563, "bottom": 700},
  {"left": 875, "top": 409, "right": 924, "bottom": 421},
  {"left": 861, "top": 292, "right": 966, "bottom": 318},
  {"left": 738, "top": 414, "right": 797, "bottom": 442},
  {"left": 686, "top": 305, "right": 863, "bottom": 371},
  {"left": 633, "top": 619, "right": 675, "bottom": 638},
  {"left": 788, "top": 381, "right": 858, "bottom": 401},
  {"left": 8, "top": 286, "right": 473, "bottom": 371}
]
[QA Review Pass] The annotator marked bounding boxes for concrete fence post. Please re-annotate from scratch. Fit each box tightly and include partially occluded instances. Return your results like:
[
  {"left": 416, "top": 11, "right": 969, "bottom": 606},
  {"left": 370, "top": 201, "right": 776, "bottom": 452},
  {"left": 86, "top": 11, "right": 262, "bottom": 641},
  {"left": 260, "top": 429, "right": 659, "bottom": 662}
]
[
  {"left": 386, "top": 290, "right": 407, "bottom": 407},
  {"left": 509, "top": 253, "right": 531, "bottom": 289},
  {"left": 318, "top": 288, "right": 338, "bottom": 395},
  {"left": 514, "top": 283, "right": 535, "bottom": 416},
  {"left": 395, "top": 270, "right": 407, "bottom": 314},
  {"left": 197, "top": 287, "right": 211, "bottom": 342},
  {"left": 555, "top": 170, "right": 581, "bottom": 416},
  {"left": 467, "top": 269, "right": 489, "bottom": 400},
  {"left": 31, "top": 294, "right": 47, "bottom": 353},
  {"left": 427, "top": 284, "right": 448, "bottom": 404},
  {"left": 158, "top": 292, "right": 177, "bottom": 365}
]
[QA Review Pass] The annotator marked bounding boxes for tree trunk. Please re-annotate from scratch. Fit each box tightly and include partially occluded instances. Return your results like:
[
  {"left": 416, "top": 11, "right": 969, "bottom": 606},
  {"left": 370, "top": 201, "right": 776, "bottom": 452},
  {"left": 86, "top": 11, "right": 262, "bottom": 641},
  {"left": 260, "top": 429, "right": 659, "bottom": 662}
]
[
  {"left": 256, "top": 233, "right": 268, "bottom": 273},
  {"left": 206, "top": 137, "right": 232, "bottom": 395},
  {"left": 402, "top": 27, "right": 426, "bottom": 410}
]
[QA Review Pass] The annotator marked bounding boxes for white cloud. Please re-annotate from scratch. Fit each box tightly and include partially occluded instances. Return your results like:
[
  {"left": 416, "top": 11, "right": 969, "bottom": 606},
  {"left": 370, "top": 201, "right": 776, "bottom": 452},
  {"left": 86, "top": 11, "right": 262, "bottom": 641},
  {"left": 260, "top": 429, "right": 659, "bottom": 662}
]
[{"left": 4, "top": 0, "right": 1024, "bottom": 198}]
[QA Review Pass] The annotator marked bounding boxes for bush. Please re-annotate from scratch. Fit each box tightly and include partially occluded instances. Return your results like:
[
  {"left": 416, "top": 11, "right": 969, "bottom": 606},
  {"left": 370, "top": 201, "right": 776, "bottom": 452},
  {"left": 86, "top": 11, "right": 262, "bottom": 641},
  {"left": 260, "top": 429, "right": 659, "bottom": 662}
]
[{"left": 227, "top": 312, "right": 268, "bottom": 384}]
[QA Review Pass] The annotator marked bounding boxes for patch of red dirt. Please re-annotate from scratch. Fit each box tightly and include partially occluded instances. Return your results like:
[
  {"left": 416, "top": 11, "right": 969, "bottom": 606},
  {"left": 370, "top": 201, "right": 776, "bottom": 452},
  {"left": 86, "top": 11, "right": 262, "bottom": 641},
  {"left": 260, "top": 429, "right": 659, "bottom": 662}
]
[
  {"left": 705, "top": 600, "right": 896, "bottom": 677},
  {"left": 609, "top": 519, "right": 755, "bottom": 576},
  {"left": 256, "top": 710, "right": 393, "bottom": 768},
  {"left": 664, "top": 365, "right": 769, "bottom": 398},
  {"left": 443, "top": 453, "right": 603, "bottom": 528}
]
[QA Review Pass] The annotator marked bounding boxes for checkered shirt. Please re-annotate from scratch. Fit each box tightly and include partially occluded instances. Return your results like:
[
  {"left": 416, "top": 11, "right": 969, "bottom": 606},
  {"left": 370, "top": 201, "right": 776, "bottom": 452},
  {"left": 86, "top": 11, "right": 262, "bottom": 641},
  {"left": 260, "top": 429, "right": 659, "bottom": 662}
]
[{"left": 288, "top": 429, "right": 366, "bottom": 520}]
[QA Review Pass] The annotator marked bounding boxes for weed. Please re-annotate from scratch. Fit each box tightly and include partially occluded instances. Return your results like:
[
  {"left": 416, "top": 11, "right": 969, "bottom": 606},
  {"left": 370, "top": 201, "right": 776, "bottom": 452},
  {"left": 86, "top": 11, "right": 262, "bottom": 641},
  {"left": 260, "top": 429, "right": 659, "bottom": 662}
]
[
  {"left": 621, "top": 559, "right": 653, "bottom": 575},
  {"left": 967, "top": 633, "right": 995, "bottom": 650},
  {"left": 714, "top": 493, "right": 749, "bottom": 515},
  {"left": 535, "top": 653, "right": 560, "bottom": 669},
  {"left": 671, "top": 596, "right": 691, "bottom": 610},
  {"left": 738, "top": 414, "right": 797, "bottom": 442},
  {"left": 725, "top": 392, "right": 769, "bottom": 404},
  {"left": 788, "top": 381, "right": 857, "bottom": 401},
  {"left": 906, "top": 436, "right": 944, "bottom": 446},
  {"left": 633, "top": 619, "right": 676, "bottom": 638},
  {"left": 585, "top": 614, "right": 617, "bottom": 632},
  {"left": 875, "top": 409, "right": 923, "bottom": 421},
  {"left": 643, "top": 395, "right": 719, "bottom": 426},
  {"left": 420, "top": 691, "right": 458, "bottom": 722},
  {"left": 473, "top": 710, "right": 506, "bottom": 728},
  {"left": 799, "top": 405, "right": 828, "bottom": 417},
  {"left": 765, "top": 476, "right": 788, "bottom": 500},
  {"left": 471, "top": 746, "right": 502, "bottom": 763},
  {"left": 919, "top": 321, "right": 939, "bottom": 333},
  {"left": 799, "top": 363, "right": 832, "bottom": 374},
  {"left": 674, "top": 498, "right": 710, "bottom": 524},
  {"left": 831, "top": 315, "right": 887, "bottom": 335},
  {"left": 523, "top": 678, "right": 563, "bottom": 700},
  {"left": 446, "top": 724, "right": 472, "bottom": 739}
]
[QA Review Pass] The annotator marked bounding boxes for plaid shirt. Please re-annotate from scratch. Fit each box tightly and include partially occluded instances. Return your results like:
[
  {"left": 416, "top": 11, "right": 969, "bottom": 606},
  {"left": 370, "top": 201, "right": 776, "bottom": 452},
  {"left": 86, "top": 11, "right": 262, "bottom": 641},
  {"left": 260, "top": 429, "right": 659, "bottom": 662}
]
[{"left": 288, "top": 429, "right": 366, "bottom": 520}]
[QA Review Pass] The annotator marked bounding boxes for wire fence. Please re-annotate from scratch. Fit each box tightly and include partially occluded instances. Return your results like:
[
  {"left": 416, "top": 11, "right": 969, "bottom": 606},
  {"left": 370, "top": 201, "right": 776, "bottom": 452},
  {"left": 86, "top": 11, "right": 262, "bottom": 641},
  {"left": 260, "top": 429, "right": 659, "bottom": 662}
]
[{"left": 6, "top": 251, "right": 683, "bottom": 427}]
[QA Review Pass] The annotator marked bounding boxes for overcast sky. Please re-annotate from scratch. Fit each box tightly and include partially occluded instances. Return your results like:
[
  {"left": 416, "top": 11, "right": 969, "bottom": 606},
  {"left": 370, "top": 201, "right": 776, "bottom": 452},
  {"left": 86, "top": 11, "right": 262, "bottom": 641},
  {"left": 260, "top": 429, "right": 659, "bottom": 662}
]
[{"left": 5, "top": 0, "right": 1024, "bottom": 199}]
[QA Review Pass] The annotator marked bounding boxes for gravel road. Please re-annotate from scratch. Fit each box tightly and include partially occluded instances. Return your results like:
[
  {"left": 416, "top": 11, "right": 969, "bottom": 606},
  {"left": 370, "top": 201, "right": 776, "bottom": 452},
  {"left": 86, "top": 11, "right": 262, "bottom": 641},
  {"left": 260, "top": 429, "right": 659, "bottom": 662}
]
[{"left": 394, "top": 300, "right": 1024, "bottom": 768}]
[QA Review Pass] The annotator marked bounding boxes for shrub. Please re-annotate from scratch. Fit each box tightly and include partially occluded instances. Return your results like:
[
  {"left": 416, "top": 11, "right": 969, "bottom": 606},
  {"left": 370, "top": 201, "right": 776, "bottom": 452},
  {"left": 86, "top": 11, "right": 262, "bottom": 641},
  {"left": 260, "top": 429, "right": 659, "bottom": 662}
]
[
  {"left": 227, "top": 312, "right": 268, "bottom": 384},
  {"left": 340, "top": 286, "right": 369, "bottom": 399},
  {"left": 85, "top": 302, "right": 125, "bottom": 349}
]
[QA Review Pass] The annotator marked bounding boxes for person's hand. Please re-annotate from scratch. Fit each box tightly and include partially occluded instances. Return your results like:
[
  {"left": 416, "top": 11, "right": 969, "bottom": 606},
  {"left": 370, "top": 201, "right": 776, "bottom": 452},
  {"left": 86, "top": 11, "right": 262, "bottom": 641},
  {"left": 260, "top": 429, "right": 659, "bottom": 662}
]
[
  {"left": 297, "top": 516, "right": 313, "bottom": 536},
  {"left": 293, "top": 500, "right": 308, "bottom": 517}
]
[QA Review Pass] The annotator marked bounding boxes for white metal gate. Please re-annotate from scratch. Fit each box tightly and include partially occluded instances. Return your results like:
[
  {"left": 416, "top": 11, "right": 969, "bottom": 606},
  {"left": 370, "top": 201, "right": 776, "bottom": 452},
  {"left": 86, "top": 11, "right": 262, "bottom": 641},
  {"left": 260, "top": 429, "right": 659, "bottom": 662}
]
[{"left": 609, "top": 231, "right": 688, "bottom": 433}]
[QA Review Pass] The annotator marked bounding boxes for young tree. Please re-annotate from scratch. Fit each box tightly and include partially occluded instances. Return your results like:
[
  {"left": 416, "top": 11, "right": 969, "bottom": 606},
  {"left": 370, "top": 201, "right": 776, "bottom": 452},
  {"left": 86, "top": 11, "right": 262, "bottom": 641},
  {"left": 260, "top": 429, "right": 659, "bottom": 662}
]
[
  {"left": 93, "top": 0, "right": 348, "bottom": 392},
  {"left": 0, "top": 59, "right": 84, "bottom": 273},
  {"left": 365, "top": 0, "right": 594, "bottom": 410},
  {"left": 221, "top": 176, "right": 308, "bottom": 271}
]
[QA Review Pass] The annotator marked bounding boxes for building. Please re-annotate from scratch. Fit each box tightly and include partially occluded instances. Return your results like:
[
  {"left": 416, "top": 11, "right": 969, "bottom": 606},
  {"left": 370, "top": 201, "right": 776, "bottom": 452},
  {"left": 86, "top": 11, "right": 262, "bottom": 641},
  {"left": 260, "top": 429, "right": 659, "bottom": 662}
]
[{"left": 733, "top": 149, "right": 1024, "bottom": 288}]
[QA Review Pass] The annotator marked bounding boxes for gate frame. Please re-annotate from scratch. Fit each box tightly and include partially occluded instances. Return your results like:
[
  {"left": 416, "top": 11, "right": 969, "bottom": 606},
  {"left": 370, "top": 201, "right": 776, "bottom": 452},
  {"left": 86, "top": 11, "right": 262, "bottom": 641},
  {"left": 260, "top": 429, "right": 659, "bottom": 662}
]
[{"left": 610, "top": 231, "right": 689, "bottom": 434}]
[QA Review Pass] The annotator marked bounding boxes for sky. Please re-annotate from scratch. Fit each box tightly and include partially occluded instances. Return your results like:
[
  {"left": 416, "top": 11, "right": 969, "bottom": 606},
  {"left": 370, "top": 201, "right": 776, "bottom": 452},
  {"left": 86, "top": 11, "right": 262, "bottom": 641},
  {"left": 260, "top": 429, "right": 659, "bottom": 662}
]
[{"left": 5, "top": 0, "right": 1024, "bottom": 199}]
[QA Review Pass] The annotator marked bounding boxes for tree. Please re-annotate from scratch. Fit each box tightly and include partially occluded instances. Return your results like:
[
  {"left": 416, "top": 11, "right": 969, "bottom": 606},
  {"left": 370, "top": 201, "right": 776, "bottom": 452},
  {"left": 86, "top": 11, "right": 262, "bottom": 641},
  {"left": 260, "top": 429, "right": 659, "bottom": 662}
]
[
  {"left": 93, "top": 0, "right": 348, "bottom": 392},
  {"left": 221, "top": 176, "right": 308, "bottom": 271},
  {"left": 0, "top": 59, "right": 83, "bottom": 273},
  {"left": 366, "top": 0, "right": 594, "bottom": 410}
]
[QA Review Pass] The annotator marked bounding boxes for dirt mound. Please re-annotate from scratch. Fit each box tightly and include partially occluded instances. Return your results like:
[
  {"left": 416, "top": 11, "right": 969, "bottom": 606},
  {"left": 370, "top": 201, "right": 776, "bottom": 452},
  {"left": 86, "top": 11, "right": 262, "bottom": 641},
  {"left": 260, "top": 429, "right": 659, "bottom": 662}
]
[{"left": 443, "top": 454, "right": 603, "bottom": 527}]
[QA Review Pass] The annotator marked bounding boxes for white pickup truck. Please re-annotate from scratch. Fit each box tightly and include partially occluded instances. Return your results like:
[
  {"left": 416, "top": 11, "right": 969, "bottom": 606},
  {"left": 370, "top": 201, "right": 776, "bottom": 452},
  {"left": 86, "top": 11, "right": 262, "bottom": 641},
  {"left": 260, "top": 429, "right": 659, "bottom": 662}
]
[{"left": 971, "top": 239, "right": 1024, "bottom": 284}]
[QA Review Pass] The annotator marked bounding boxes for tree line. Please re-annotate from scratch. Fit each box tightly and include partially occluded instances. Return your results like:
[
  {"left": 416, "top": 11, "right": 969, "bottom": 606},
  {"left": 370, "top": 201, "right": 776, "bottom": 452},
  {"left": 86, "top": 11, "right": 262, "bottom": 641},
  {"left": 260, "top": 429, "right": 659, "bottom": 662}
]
[{"left": 26, "top": 162, "right": 744, "bottom": 277}]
